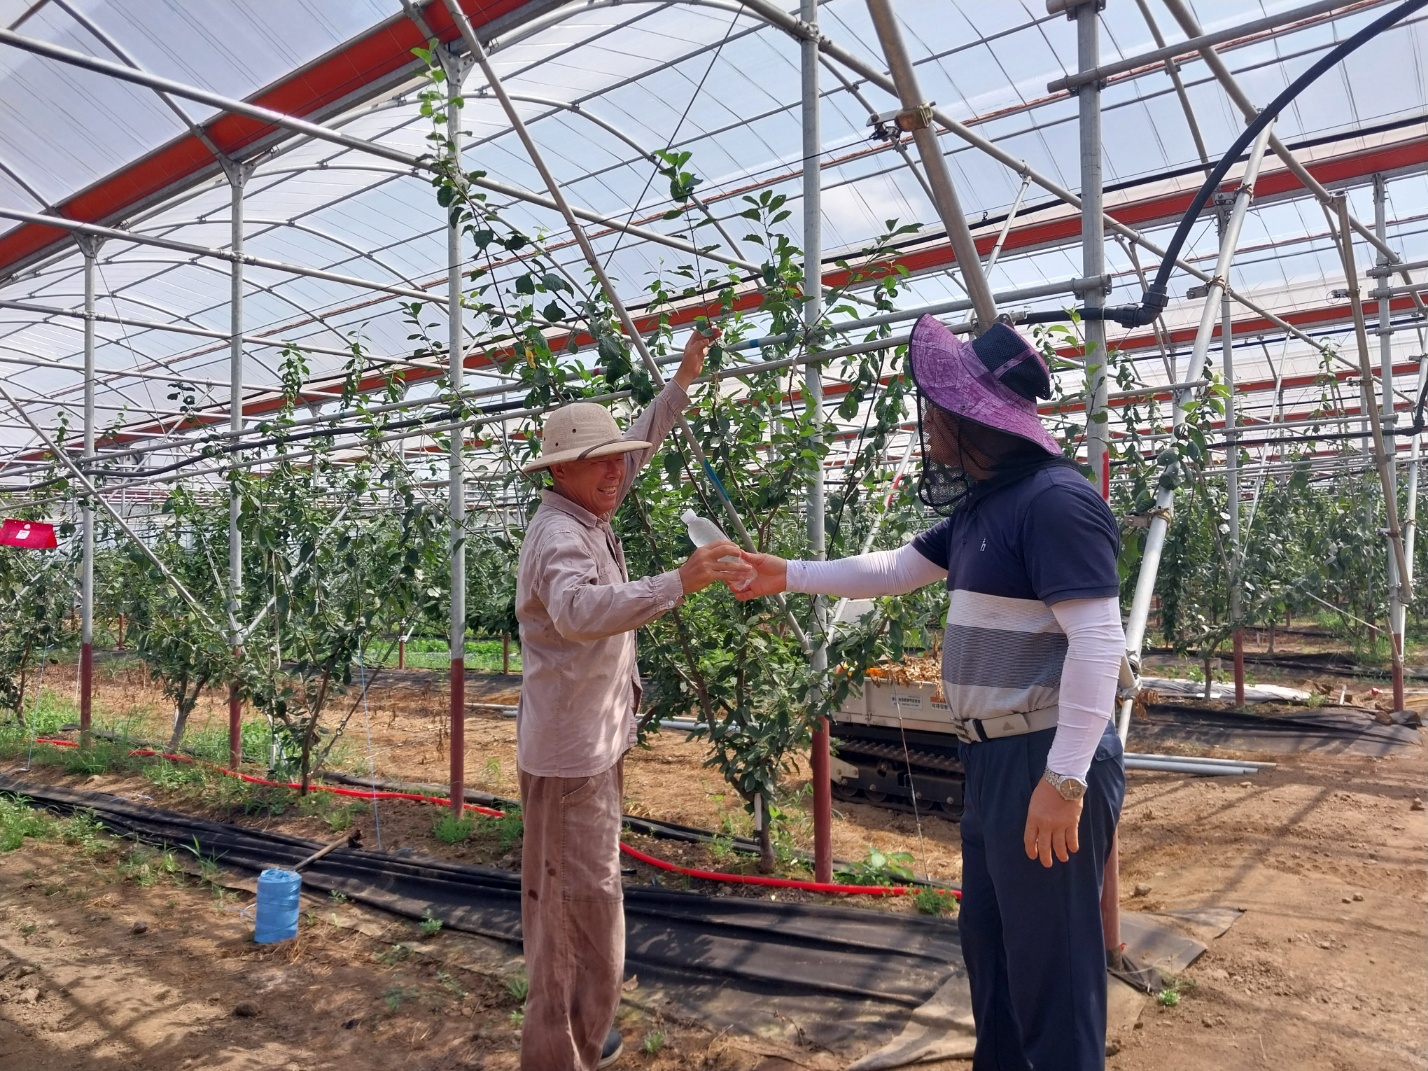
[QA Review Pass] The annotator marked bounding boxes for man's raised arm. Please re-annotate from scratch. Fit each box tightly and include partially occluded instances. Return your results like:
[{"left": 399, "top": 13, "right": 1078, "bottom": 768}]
[{"left": 616, "top": 328, "right": 720, "bottom": 503}]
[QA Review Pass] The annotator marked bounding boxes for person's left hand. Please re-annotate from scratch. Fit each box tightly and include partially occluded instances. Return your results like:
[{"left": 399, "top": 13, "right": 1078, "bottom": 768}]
[
  {"left": 672, "top": 325, "right": 721, "bottom": 390},
  {"left": 731, "top": 550, "right": 787, "bottom": 601},
  {"left": 1023, "top": 778, "right": 1083, "bottom": 868}
]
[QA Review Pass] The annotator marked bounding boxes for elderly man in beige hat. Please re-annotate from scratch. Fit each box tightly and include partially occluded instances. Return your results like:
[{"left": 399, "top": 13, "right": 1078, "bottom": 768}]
[{"left": 514, "top": 328, "right": 747, "bottom": 1070}]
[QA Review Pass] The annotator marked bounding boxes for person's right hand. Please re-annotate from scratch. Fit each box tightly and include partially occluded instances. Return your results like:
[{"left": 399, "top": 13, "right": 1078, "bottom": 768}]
[
  {"left": 731, "top": 551, "right": 788, "bottom": 601},
  {"left": 679, "top": 540, "right": 754, "bottom": 595}
]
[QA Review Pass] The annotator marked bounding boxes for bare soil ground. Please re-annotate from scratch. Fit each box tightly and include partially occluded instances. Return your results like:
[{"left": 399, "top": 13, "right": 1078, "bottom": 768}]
[
  {"left": 1, "top": 639, "right": 1424, "bottom": 1070},
  {"left": 0, "top": 831, "right": 765, "bottom": 1071}
]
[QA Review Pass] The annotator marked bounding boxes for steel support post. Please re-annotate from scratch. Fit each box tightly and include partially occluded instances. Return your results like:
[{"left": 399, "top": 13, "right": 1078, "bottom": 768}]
[
  {"left": 863, "top": 0, "right": 997, "bottom": 330},
  {"left": 801, "top": 0, "right": 832, "bottom": 885},
  {"left": 1333, "top": 192, "right": 1413, "bottom": 700},
  {"left": 1222, "top": 243, "right": 1245, "bottom": 708},
  {"left": 1065, "top": 0, "right": 1118, "bottom": 958},
  {"left": 79, "top": 237, "right": 98, "bottom": 747},
  {"left": 1074, "top": 0, "right": 1110, "bottom": 494},
  {"left": 444, "top": 52, "right": 469, "bottom": 817},
  {"left": 1122, "top": 122, "right": 1276, "bottom": 722},
  {"left": 1405, "top": 355, "right": 1426, "bottom": 604},
  {"left": 225, "top": 162, "right": 250, "bottom": 769},
  {"left": 1374, "top": 175, "right": 1406, "bottom": 710}
]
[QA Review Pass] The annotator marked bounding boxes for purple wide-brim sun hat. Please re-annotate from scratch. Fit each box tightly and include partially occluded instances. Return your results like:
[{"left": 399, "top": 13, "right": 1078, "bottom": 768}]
[{"left": 907, "top": 314, "right": 1061, "bottom": 457}]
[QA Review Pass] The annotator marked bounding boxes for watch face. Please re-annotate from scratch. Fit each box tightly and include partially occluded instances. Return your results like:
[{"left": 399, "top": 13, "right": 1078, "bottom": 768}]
[{"left": 1046, "top": 770, "right": 1087, "bottom": 801}]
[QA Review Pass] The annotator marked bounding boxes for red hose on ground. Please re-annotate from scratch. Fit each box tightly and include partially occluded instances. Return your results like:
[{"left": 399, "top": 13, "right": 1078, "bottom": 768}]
[
  {"left": 33, "top": 738, "right": 505, "bottom": 816},
  {"left": 618, "top": 842, "right": 920, "bottom": 897},
  {"left": 27, "top": 737, "right": 956, "bottom": 898}
]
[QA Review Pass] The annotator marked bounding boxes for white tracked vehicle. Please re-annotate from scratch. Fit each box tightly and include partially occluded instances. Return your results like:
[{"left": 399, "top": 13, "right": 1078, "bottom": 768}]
[{"left": 829, "top": 601, "right": 966, "bottom": 819}]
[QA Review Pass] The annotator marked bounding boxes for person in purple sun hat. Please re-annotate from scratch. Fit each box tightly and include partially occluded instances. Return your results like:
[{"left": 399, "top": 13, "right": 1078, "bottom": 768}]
[{"left": 738, "top": 314, "right": 1127, "bottom": 1071}]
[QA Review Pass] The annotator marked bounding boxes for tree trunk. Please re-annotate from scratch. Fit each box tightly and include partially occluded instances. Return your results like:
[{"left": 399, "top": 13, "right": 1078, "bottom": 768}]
[
  {"left": 757, "top": 821, "right": 775, "bottom": 875},
  {"left": 1267, "top": 625, "right": 1275, "bottom": 655},
  {"left": 1203, "top": 654, "right": 1214, "bottom": 701},
  {"left": 167, "top": 705, "right": 188, "bottom": 752},
  {"left": 166, "top": 678, "right": 207, "bottom": 752}
]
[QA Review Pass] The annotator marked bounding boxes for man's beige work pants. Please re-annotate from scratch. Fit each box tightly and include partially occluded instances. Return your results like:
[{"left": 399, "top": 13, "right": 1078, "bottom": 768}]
[{"left": 518, "top": 759, "right": 625, "bottom": 1071}]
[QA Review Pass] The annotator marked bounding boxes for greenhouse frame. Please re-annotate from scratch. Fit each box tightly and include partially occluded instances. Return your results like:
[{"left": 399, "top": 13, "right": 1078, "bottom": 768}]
[{"left": 0, "top": 2, "right": 1424, "bottom": 1043}]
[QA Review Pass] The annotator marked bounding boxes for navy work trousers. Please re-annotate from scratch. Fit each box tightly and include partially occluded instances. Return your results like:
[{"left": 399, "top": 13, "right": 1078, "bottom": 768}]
[{"left": 957, "top": 724, "right": 1125, "bottom": 1071}]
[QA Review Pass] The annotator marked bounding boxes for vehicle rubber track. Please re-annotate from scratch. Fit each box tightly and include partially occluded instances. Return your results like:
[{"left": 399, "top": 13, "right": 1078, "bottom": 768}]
[{"left": 831, "top": 737, "right": 965, "bottom": 819}]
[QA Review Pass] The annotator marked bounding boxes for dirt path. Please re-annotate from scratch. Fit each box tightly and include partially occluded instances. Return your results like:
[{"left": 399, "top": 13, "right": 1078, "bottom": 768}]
[
  {"left": 0, "top": 833, "right": 785, "bottom": 1071},
  {"left": 1107, "top": 748, "right": 1426, "bottom": 1070}
]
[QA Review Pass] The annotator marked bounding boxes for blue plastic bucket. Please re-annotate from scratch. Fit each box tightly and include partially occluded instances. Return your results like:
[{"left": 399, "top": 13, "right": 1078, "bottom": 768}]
[{"left": 253, "top": 868, "right": 302, "bottom": 943}]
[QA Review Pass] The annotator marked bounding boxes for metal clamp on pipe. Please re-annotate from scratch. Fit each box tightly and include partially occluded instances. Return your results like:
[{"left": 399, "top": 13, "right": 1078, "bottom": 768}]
[
  {"left": 1047, "top": 0, "right": 1105, "bottom": 16},
  {"left": 866, "top": 104, "right": 934, "bottom": 136}
]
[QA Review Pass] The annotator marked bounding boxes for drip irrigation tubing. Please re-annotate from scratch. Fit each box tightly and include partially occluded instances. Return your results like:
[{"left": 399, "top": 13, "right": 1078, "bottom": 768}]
[
  {"left": 317, "top": 769, "right": 767, "bottom": 850},
  {"left": 315, "top": 768, "right": 960, "bottom": 892},
  {"left": 69, "top": 727, "right": 772, "bottom": 860},
  {"left": 25, "top": 736, "right": 945, "bottom": 899}
]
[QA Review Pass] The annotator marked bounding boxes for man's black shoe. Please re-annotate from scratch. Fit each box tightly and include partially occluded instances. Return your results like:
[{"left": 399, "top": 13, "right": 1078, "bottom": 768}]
[{"left": 598, "top": 1027, "right": 623, "bottom": 1068}]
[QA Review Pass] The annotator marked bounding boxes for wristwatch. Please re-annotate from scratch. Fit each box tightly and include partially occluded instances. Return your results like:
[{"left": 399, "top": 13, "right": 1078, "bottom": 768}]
[{"left": 1043, "top": 768, "right": 1088, "bottom": 802}]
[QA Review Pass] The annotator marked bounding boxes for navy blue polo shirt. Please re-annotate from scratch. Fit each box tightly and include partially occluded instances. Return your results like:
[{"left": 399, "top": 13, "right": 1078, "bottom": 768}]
[{"left": 910, "top": 464, "right": 1120, "bottom": 722}]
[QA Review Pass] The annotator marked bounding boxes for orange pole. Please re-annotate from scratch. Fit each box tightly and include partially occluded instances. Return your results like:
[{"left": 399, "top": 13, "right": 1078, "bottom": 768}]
[
  {"left": 1233, "top": 628, "right": 1246, "bottom": 707},
  {"left": 449, "top": 659, "right": 465, "bottom": 816},
  {"left": 811, "top": 717, "right": 832, "bottom": 882},
  {"left": 228, "top": 679, "right": 242, "bottom": 769},
  {"left": 79, "top": 642, "right": 92, "bottom": 744}
]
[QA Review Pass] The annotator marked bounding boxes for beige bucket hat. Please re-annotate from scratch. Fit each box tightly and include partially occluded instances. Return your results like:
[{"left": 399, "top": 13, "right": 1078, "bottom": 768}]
[{"left": 520, "top": 401, "right": 652, "bottom": 474}]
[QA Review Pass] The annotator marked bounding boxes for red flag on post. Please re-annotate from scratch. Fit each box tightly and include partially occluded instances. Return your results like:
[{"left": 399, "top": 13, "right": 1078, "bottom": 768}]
[{"left": 0, "top": 519, "right": 58, "bottom": 549}]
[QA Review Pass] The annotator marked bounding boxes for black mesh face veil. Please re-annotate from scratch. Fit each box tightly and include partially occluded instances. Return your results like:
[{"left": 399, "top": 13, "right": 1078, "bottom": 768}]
[
  {"left": 914, "top": 390, "right": 1068, "bottom": 516},
  {"left": 915, "top": 389, "right": 974, "bottom": 515}
]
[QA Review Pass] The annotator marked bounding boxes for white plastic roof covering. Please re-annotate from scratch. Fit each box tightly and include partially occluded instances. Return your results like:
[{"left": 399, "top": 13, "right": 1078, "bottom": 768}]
[{"left": 0, "top": 0, "right": 1423, "bottom": 484}]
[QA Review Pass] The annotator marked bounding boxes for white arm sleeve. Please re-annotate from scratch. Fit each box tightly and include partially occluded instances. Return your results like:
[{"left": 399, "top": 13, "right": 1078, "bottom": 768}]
[
  {"left": 784, "top": 543, "right": 947, "bottom": 599},
  {"left": 1045, "top": 596, "right": 1124, "bottom": 780}
]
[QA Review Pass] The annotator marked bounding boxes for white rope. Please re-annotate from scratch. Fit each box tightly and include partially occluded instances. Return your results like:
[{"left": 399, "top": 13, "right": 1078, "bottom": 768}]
[
  {"left": 355, "top": 647, "right": 383, "bottom": 851},
  {"left": 895, "top": 717, "right": 931, "bottom": 881}
]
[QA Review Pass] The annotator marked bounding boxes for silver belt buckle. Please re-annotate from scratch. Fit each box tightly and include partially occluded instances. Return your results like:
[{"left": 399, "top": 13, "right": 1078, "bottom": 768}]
[{"left": 979, "top": 712, "right": 1031, "bottom": 740}]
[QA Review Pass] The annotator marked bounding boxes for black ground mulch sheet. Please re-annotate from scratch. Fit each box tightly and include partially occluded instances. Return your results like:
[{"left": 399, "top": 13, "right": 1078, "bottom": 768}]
[
  {"left": 0, "top": 776, "right": 960, "bottom": 1052},
  {"left": 1137, "top": 703, "right": 1419, "bottom": 757}
]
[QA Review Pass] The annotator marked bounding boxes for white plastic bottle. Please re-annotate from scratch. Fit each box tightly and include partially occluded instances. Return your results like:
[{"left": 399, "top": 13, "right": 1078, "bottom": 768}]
[
  {"left": 681, "top": 508, "right": 732, "bottom": 551},
  {"left": 681, "top": 509, "right": 751, "bottom": 589}
]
